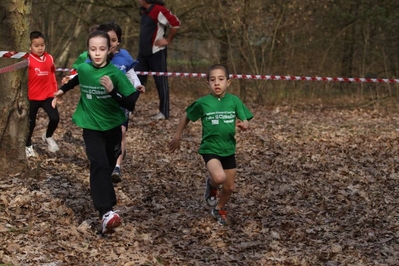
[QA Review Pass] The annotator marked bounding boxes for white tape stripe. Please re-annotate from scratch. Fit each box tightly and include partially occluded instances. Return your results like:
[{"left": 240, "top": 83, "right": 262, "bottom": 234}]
[
  {"left": 10, "top": 52, "right": 28, "bottom": 58},
  {"left": 1, "top": 51, "right": 398, "bottom": 83},
  {"left": 73, "top": 70, "right": 398, "bottom": 83}
]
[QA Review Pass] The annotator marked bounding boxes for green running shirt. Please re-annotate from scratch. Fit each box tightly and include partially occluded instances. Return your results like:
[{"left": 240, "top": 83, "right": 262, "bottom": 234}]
[
  {"left": 73, "top": 62, "right": 136, "bottom": 131},
  {"left": 186, "top": 93, "right": 254, "bottom": 156}
]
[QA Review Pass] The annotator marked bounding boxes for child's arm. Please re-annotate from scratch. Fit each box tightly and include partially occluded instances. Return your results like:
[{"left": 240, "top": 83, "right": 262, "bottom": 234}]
[
  {"left": 126, "top": 68, "right": 145, "bottom": 92},
  {"left": 53, "top": 75, "right": 80, "bottom": 107},
  {"left": 58, "top": 75, "right": 79, "bottom": 94},
  {"left": 51, "top": 64, "right": 58, "bottom": 93},
  {"left": 169, "top": 112, "right": 190, "bottom": 152},
  {"left": 100, "top": 75, "right": 137, "bottom": 111},
  {"left": 237, "top": 120, "right": 250, "bottom": 131},
  {"left": 236, "top": 98, "right": 253, "bottom": 130}
]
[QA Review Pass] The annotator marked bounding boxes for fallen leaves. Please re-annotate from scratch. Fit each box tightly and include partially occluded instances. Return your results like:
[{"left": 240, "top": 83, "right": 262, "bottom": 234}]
[{"left": 1, "top": 90, "right": 399, "bottom": 265}]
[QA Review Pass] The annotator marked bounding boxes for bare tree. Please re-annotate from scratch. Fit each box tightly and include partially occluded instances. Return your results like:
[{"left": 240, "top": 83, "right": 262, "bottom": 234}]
[
  {"left": 28, "top": 0, "right": 399, "bottom": 105},
  {"left": 55, "top": 1, "right": 93, "bottom": 68},
  {"left": 0, "top": 1, "right": 32, "bottom": 175}
]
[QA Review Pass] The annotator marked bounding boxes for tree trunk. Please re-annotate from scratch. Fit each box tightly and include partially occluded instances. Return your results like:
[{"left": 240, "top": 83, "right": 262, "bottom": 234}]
[
  {"left": 218, "top": 0, "right": 229, "bottom": 66},
  {"left": 0, "top": 1, "right": 31, "bottom": 175},
  {"left": 341, "top": 1, "right": 359, "bottom": 78},
  {"left": 239, "top": 0, "right": 249, "bottom": 101}
]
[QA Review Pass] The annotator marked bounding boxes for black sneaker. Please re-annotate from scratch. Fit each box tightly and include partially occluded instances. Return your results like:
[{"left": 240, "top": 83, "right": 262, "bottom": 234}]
[
  {"left": 111, "top": 166, "right": 122, "bottom": 183},
  {"left": 211, "top": 207, "right": 228, "bottom": 225},
  {"left": 204, "top": 177, "right": 218, "bottom": 207}
]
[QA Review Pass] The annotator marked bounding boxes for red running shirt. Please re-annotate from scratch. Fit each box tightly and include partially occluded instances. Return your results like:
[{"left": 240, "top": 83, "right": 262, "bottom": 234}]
[{"left": 28, "top": 52, "right": 57, "bottom": 100}]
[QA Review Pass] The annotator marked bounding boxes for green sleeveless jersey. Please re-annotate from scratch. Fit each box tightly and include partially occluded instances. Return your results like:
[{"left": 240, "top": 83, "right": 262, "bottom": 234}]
[
  {"left": 73, "top": 62, "right": 136, "bottom": 131},
  {"left": 186, "top": 93, "right": 253, "bottom": 156}
]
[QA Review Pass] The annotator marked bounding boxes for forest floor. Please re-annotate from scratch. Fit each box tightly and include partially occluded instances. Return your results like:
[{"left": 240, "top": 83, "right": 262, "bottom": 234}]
[{"left": 1, "top": 88, "right": 399, "bottom": 265}]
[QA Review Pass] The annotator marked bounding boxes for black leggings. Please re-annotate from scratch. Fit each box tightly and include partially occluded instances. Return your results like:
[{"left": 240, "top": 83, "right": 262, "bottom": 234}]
[
  {"left": 26, "top": 98, "right": 59, "bottom": 146},
  {"left": 83, "top": 126, "right": 122, "bottom": 217}
]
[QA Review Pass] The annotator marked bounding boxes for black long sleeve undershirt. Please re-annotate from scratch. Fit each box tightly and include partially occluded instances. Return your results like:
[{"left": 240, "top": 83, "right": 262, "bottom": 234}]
[
  {"left": 59, "top": 75, "right": 79, "bottom": 93},
  {"left": 108, "top": 89, "right": 137, "bottom": 111},
  {"left": 59, "top": 75, "right": 136, "bottom": 111}
]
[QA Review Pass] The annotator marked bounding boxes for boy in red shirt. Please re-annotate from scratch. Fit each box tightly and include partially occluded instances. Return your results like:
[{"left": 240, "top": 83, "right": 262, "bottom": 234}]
[{"left": 25, "top": 31, "right": 60, "bottom": 157}]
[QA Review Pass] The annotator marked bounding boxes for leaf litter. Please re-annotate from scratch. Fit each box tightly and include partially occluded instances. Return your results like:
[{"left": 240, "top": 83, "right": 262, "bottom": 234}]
[{"left": 1, "top": 89, "right": 399, "bottom": 265}]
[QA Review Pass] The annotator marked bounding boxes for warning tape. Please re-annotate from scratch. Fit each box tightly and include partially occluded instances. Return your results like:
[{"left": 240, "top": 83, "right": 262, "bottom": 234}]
[
  {"left": 0, "top": 60, "right": 28, "bottom": 74},
  {"left": 0, "top": 51, "right": 29, "bottom": 59},
  {"left": 132, "top": 71, "right": 399, "bottom": 84},
  {"left": 54, "top": 69, "right": 399, "bottom": 84},
  {"left": 1, "top": 51, "right": 399, "bottom": 83}
]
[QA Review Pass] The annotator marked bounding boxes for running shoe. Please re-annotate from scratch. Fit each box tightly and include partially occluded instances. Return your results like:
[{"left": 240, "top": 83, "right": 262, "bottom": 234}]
[
  {"left": 211, "top": 207, "right": 228, "bottom": 226},
  {"left": 25, "top": 145, "right": 37, "bottom": 158},
  {"left": 102, "top": 210, "right": 121, "bottom": 234},
  {"left": 204, "top": 177, "right": 218, "bottom": 207},
  {"left": 42, "top": 134, "right": 59, "bottom": 152},
  {"left": 111, "top": 166, "right": 122, "bottom": 183}
]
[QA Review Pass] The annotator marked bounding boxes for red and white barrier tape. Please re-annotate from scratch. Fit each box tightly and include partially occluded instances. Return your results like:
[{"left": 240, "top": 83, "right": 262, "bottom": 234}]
[
  {"left": 1, "top": 51, "right": 399, "bottom": 83},
  {"left": 0, "top": 51, "right": 29, "bottom": 59},
  {"left": 0, "top": 60, "right": 28, "bottom": 74},
  {"left": 132, "top": 71, "right": 399, "bottom": 84}
]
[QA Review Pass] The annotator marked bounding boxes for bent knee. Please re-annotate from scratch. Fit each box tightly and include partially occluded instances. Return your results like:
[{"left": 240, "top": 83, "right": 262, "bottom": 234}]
[
  {"left": 48, "top": 115, "right": 59, "bottom": 123},
  {"left": 223, "top": 183, "right": 235, "bottom": 193},
  {"left": 212, "top": 173, "right": 227, "bottom": 184}
]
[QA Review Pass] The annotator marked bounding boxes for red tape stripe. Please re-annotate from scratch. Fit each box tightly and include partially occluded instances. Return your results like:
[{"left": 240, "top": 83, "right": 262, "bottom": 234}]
[
  {"left": 0, "top": 60, "right": 28, "bottom": 74},
  {"left": 0, "top": 51, "right": 29, "bottom": 59},
  {"left": 1, "top": 51, "right": 398, "bottom": 83},
  {"left": 132, "top": 72, "right": 399, "bottom": 83}
]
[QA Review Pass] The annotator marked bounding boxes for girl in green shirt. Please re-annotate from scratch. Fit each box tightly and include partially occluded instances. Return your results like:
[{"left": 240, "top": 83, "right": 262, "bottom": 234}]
[
  {"left": 169, "top": 64, "right": 253, "bottom": 225},
  {"left": 55, "top": 30, "right": 136, "bottom": 234}
]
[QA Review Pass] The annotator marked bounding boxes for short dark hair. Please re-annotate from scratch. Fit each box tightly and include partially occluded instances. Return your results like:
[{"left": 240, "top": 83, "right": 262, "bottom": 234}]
[
  {"left": 98, "top": 21, "right": 122, "bottom": 43},
  {"left": 30, "top": 31, "right": 45, "bottom": 42},
  {"left": 145, "top": 0, "right": 165, "bottom": 6},
  {"left": 206, "top": 64, "right": 230, "bottom": 81}
]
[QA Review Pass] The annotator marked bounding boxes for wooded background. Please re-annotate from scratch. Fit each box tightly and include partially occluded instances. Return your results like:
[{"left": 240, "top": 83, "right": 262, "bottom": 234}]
[
  {"left": 1, "top": 2, "right": 399, "bottom": 264},
  {"left": 31, "top": 0, "right": 399, "bottom": 107}
]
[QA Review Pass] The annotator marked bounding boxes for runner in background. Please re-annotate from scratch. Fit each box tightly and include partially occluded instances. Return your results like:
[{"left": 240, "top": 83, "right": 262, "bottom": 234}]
[
  {"left": 25, "top": 31, "right": 60, "bottom": 157},
  {"left": 97, "top": 21, "right": 145, "bottom": 183}
]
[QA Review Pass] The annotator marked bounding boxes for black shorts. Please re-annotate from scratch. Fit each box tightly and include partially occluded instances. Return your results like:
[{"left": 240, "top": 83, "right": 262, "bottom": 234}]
[{"left": 201, "top": 154, "right": 236, "bottom": 170}]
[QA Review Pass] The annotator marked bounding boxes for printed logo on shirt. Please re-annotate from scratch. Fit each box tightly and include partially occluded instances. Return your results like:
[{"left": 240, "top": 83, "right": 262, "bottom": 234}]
[
  {"left": 80, "top": 84, "right": 108, "bottom": 100},
  {"left": 114, "top": 64, "right": 126, "bottom": 71},
  {"left": 35, "top": 68, "right": 49, "bottom": 76},
  {"left": 206, "top": 111, "right": 236, "bottom": 125}
]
